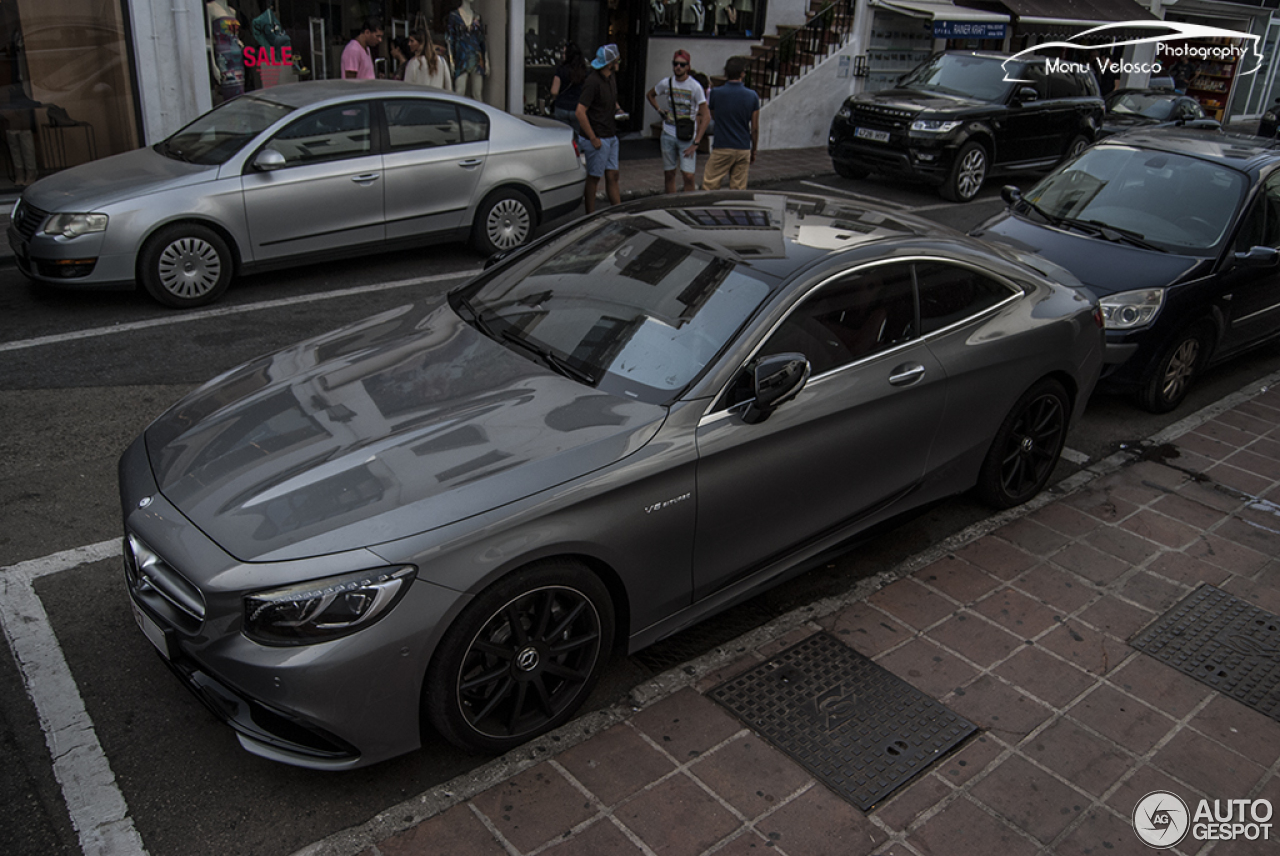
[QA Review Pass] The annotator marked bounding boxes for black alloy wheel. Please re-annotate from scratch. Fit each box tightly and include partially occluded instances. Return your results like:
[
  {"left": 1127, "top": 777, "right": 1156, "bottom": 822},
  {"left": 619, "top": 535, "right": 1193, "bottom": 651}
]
[
  {"left": 975, "top": 378, "right": 1069, "bottom": 508},
  {"left": 1063, "top": 134, "right": 1090, "bottom": 163},
  {"left": 426, "top": 561, "right": 612, "bottom": 753}
]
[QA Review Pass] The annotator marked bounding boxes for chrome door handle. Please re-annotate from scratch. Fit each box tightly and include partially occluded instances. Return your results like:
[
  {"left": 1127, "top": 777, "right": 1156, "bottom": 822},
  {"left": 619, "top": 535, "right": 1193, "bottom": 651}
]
[
  {"left": 889, "top": 362, "right": 926, "bottom": 386},
  {"left": 458, "top": 158, "right": 484, "bottom": 167},
  {"left": 351, "top": 173, "right": 381, "bottom": 184}
]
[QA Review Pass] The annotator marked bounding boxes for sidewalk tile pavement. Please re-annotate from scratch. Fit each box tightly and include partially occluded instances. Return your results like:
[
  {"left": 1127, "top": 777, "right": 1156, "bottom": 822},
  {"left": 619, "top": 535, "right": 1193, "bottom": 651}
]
[{"left": 347, "top": 357, "right": 1280, "bottom": 856}]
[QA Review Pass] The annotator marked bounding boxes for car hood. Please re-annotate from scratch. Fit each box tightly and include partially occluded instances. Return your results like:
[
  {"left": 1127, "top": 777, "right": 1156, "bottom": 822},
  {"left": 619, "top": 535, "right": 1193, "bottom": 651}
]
[
  {"left": 855, "top": 87, "right": 988, "bottom": 115},
  {"left": 23, "top": 146, "right": 216, "bottom": 211},
  {"left": 972, "top": 212, "right": 1208, "bottom": 296},
  {"left": 144, "top": 301, "right": 666, "bottom": 562}
]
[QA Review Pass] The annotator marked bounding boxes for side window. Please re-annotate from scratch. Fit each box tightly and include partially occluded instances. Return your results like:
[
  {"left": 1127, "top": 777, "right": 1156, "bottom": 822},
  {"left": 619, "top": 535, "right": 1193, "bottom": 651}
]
[
  {"left": 460, "top": 105, "right": 490, "bottom": 143},
  {"left": 269, "top": 104, "right": 371, "bottom": 167},
  {"left": 761, "top": 263, "right": 916, "bottom": 376},
  {"left": 385, "top": 99, "right": 461, "bottom": 150},
  {"left": 917, "top": 262, "right": 1015, "bottom": 334},
  {"left": 1236, "top": 174, "right": 1280, "bottom": 251},
  {"left": 1046, "top": 71, "right": 1082, "bottom": 99}
]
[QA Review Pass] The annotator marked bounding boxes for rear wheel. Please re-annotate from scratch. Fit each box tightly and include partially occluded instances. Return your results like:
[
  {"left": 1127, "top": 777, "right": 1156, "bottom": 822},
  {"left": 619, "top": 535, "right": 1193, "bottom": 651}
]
[
  {"left": 139, "top": 224, "right": 233, "bottom": 308},
  {"left": 471, "top": 188, "right": 536, "bottom": 257},
  {"left": 425, "top": 560, "right": 613, "bottom": 754},
  {"left": 975, "top": 379, "right": 1069, "bottom": 508},
  {"left": 1063, "top": 134, "right": 1090, "bottom": 163},
  {"left": 940, "top": 141, "right": 987, "bottom": 203},
  {"left": 1136, "top": 323, "right": 1212, "bottom": 413}
]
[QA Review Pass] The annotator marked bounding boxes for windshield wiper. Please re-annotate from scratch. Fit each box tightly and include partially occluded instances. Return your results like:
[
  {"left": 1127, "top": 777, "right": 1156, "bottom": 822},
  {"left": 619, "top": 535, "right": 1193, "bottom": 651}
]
[
  {"left": 499, "top": 330, "right": 597, "bottom": 385},
  {"left": 1015, "top": 195, "right": 1063, "bottom": 227},
  {"left": 1082, "top": 220, "right": 1166, "bottom": 252},
  {"left": 453, "top": 294, "right": 497, "bottom": 338},
  {"left": 158, "top": 140, "right": 194, "bottom": 163}
]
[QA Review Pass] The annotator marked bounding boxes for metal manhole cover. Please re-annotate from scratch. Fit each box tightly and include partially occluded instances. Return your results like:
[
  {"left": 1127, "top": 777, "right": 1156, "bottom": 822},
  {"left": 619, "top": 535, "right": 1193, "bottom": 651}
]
[
  {"left": 708, "top": 631, "right": 976, "bottom": 811},
  {"left": 1131, "top": 584, "right": 1280, "bottom": 720}
]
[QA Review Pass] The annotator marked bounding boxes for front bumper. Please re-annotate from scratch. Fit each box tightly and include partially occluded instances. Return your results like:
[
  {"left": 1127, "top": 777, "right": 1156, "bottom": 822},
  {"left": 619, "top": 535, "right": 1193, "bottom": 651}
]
[
  {"left": 828, "top": 122, "right": 955, "bottom": 184},
  {"left": 8, "top": 223, "right": 136, "bottom": 287}
]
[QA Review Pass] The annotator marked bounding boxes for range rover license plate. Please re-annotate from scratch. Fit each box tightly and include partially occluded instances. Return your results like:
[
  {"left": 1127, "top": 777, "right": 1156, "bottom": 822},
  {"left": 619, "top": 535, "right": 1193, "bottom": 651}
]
[{"left": 854, "top": 127, "right": 890, "bottom": 143}]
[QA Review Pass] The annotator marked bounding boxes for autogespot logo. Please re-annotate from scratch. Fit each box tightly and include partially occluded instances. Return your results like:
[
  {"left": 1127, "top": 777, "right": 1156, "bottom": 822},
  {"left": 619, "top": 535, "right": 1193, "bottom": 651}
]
[
  {"left": 1134, "top": 791, "right": 1189, "bottom": 848},
  {"left": 1001, "top": 21, "right": 1263, "bottom": 84}
]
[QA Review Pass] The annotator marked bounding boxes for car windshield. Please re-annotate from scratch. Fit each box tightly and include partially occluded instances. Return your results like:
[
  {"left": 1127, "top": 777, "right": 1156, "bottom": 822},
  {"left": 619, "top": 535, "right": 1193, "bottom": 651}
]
[
  {"left": 455, "top": 219, "right": 776, "bottom": 405},
  {"left": 1106, "top": 92, "right": 1176, "bottom": 120},
  {"left": 1024, "top": 145, "right": 1247, "bottom": 254},
  {"left": 899, "top": 54, "right": 1012, "bottom": 102},
  {"left": 159, "top": 95, "right": 294, "bottom": 165}
]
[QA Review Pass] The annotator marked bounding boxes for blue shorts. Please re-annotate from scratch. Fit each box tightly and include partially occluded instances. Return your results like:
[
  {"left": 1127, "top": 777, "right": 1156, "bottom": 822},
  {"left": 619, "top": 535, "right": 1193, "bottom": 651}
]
[
  {"left": 580, "top": 134, "right": 619, "bottom": 177},
  {"left": 660, "top": 131, "right": 696, "bottom": 175}
]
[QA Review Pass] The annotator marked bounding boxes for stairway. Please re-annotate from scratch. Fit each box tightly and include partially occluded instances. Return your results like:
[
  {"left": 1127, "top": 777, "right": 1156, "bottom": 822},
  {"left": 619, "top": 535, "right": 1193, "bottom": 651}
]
[{"left": 726, "top": 0, "right": 856, "bottom": 103}]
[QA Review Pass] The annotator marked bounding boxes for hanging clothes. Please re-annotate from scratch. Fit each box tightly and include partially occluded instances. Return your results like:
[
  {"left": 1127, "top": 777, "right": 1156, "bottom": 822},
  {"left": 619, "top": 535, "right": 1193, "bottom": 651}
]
[{"left": 447, "top": 10, "right": 487, "bottom": 79}]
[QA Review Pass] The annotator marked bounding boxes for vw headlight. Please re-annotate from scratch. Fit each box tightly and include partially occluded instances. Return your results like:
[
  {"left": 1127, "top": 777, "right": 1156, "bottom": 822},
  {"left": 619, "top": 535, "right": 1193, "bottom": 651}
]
[
  {"left": 243, "top": 566, "right": 415, "bottom": 646},
  {"left": 43, "top": 213, "right": 108, "bottom": 239},
  {"left": 910, "top": 119, "right": 962, "bottom": 134},
  {"left": 1100, "top": 289, "right": 1164, "bottom": 329}
]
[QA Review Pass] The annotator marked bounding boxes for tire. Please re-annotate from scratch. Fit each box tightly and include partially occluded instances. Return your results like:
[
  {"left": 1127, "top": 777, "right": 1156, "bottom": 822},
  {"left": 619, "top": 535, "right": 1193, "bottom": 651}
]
[
  {"left": 1136, "top": 323, "right": 1213, "bottom": 414},
  {"left": 139, "top": 224, "right": 234, "bottom": 308},
  {"left": 940, "top": 141, "right": 988, "bottom": 203},
  {"left": 1063, "top": 134, "right": 1090, "bottom": 164},
  {"left": 974, "top": 378, "right": 1069, "bottom": 509},
  {"left": 471, "top": 187, "right": 537, "bottom": 257},
  {"left": 425, "top": 560, "right": 613, "bottom": 754},
  {"left": 833, "top": 160, "right": 869, "bottom": 180}
]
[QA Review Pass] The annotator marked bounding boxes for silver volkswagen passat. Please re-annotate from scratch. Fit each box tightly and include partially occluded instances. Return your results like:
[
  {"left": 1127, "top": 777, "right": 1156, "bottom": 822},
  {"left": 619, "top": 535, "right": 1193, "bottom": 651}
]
[
  {"left": 119, "top": 192, "right": 1103, "bottom": 769},
  {"left": 9, "top": 81, "right": 585, "bottom": 308}
]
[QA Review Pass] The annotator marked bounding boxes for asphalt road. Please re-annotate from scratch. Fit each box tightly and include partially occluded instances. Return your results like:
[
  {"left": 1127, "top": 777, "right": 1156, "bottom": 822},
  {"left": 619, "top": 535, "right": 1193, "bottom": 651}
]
[{"left": 4, "top": 173, "right": 1280, "bottom": 856}]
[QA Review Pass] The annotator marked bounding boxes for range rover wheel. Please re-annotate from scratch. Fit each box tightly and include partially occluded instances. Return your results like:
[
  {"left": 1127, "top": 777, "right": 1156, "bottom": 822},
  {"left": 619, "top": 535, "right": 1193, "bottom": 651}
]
[
  {"left": 425, "top": 560, "right": 613, "bottom": 754},
  {"left": 974, "top": 378, "right": 1069, "bottom": 509},
  {"left": 139, "top": 224, "right": 234, "bottom": 308},
  {"left": 940, "top": 141, "right": 988, "bottom": 203},
  {"left": 1063, "top": 134, "right": 1090, "bottom": 163},
  {"left": 833, "top": 160, "right": 869, "bottom": 180}
]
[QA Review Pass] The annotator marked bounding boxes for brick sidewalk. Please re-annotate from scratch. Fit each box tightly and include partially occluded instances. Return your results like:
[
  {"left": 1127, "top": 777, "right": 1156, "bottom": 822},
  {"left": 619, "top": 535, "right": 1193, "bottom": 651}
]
[{"left": 297, "top": 381, "right": 1280, "bottom": 856}]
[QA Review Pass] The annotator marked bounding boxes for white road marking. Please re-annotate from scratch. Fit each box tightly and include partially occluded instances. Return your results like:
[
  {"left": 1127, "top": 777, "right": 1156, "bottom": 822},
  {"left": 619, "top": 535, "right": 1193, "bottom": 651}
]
[
  {"left": 1060, "top": 446, "right": 1090, "bottom": 465},
  {"left": 0, "top": 269, "right": 479, "bottom": 354},
  {"left": 799, "top": 180, "right": 911, "bottom": 210},
  {"left": 0, "top": 539, "right": 146, "bottom": 856}
]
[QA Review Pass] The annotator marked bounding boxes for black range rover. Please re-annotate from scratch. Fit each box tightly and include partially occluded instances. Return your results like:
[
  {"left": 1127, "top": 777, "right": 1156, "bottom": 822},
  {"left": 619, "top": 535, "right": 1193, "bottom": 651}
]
[{"left": 829, "top": 52, "right": 1103, "bottom": 202}]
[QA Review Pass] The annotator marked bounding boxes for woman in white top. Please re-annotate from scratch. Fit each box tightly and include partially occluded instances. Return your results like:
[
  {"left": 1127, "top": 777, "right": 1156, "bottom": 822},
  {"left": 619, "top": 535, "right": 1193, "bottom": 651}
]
[{"left": 405, "top": 29, "right": 453, "bottom": 91}]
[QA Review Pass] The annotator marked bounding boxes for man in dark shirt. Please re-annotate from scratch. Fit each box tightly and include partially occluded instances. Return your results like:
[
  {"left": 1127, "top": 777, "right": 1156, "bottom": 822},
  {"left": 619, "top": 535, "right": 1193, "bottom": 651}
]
[
  {"left": 576, "top": 44, "right": 622, "bottom": 213},
  {"left": 702, "top": 56, "right": 760, "bottom": 190}
]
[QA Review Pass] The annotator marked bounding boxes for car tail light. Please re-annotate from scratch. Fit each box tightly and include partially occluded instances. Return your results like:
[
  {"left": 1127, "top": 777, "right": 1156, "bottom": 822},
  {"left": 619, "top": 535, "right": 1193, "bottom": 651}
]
[{"left": 572, "top": 136, "right": 581, "bottom": 158}]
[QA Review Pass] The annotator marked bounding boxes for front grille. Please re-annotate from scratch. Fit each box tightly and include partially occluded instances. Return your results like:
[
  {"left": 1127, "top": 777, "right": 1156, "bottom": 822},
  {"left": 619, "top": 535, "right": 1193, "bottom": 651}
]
[
  {"left": 11, "top": 200, "right": 48, "bottom": 241},
  {"left": 851, "top": 104, "right": 913, "bottom": 132},
  {"left": 124, "top": 533, "right": 206, "bottom": 625}
]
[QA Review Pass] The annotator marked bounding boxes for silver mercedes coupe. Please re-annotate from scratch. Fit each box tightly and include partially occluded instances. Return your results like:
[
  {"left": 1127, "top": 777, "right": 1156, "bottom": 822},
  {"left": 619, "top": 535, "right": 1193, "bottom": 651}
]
[{"left": 119, "top": 192, "right": 1103, "bottom": 769}]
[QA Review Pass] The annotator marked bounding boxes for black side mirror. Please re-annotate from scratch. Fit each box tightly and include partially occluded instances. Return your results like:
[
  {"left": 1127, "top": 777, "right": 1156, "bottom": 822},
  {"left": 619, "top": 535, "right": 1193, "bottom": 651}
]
[
  {"left": 1015, "top": 86, "right": 1038, "bottom": 104},
  {"left": 1001, "top": 185, "right": 1023, "bottom": 206},
  {"left": 1234, "top": 245, "right": 1280, "bottom": 268},
  {"left": 742, "top": 353, "right": 809, "bottom": 424}
]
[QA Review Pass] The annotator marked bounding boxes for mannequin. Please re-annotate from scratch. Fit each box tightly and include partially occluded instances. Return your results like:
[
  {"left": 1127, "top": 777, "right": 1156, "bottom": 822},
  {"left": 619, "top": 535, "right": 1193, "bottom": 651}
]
[
  {"left": 447, "top": 0, "right": 487, "bottom": 102},
  {"left": 206, "top": 0, "right": 245, "bottom": 101}
]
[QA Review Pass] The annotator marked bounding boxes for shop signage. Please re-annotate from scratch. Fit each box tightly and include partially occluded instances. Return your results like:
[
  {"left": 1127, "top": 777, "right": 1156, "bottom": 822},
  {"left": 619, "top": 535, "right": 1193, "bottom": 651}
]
[
  {"left": 933, "top": 21, "right": 1007, "bottom": 39},
  {"left": 244, "top": 46, "right": 294, "bottom": 67}
]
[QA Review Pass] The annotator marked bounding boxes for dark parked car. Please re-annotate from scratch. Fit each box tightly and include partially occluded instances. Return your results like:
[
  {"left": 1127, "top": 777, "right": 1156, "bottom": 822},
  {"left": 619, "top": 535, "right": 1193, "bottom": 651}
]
[
  {"left": 828, "top": 51, "right": 1103, "bottom": 202},
  {"left": 120, "top": 192, "right": 1102, "bottom": 769},
  {"left": 1259, "top": 97, "right": 1280, "bottom": 138},
  {"left": 973, "top": 129, "right": 1280, "bottom": 412},
  {"left": 1100, "top": 88, "right": 1220, "bottom": 139}
]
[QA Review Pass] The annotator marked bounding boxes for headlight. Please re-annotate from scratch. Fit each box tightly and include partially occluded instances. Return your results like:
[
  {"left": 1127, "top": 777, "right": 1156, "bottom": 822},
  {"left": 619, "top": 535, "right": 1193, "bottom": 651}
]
[
  {"left": 243, "top": 566, "right": 415, "bottom": 646},
  {"left": 1100, "top": 289, "right": 1164, "bottom": 329},
  {"left": 837, "top": 104, "right": 852, "bottom": 119},
  {"left": 910, "top": 119, "right": 962, "bottom": 134},
  {"left": 43, "top": 213, "right": 108, "bottom": 238}
]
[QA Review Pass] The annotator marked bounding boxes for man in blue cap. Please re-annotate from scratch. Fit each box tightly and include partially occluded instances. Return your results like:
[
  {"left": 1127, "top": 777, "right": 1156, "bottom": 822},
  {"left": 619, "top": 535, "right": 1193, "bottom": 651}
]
[{"left": 576, "top": 44, "right": 623, "bottom": 213}]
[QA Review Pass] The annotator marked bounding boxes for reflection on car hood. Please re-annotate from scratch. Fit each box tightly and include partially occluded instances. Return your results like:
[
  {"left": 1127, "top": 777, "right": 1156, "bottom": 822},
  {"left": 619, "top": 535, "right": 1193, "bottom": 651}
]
[
  {"left": 972, "top": 213, "right": 1207, "bottom": 296},
  {"left": 858, "top": 88, "right": 987, "bottom": 114},
  {"left": 24, "top": 146, "right": 215, "bottom": 211},
  {"left": 144, "top": 302, "right": 665, "bottom": 562}
]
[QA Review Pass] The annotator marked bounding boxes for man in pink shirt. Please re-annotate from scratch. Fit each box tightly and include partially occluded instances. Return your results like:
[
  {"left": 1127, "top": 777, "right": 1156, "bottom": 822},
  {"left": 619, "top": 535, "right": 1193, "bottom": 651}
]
[{"left": 342, "top": 18, "right": 383, "bottom": 80}]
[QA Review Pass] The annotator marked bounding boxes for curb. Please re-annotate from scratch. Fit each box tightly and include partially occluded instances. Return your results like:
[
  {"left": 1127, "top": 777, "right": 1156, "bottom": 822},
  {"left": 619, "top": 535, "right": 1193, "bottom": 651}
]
[{"left": 289, "top": 364, "right": 1280, "bottom": 856}]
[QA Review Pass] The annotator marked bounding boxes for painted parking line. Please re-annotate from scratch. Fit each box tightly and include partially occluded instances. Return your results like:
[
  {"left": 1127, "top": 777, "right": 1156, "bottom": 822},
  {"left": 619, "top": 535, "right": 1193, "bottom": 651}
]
[
  {"left": 798, "top": 180, "right": 912, "bottom": 210},
  {"left": 0, "top": 268, "right": 479, "bottom": 355}
]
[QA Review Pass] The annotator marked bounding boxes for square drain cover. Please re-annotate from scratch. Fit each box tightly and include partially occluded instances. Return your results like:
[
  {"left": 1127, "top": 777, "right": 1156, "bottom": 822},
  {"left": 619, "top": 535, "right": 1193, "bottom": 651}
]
[
  {"left": 1131, "top": 584, "right": 1280, "bottom": 721},
  {"left": 708, "top": 632, "right": 975, "bottom": 811}
]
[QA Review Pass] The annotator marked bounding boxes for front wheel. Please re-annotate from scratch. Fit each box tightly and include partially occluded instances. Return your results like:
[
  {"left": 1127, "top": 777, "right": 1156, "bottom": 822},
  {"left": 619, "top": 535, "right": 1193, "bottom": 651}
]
[
  {"left": 940, "top": 141, "right": 987, "bottom": 203},
  {"left": 471, "top": 188, "right": 537, "bottom": 257},
  {"left": 1136, "top": 323, "right": 1212, "bottom": 413},
  {"left": 425, "top": 560, "right": 613, "bottom": 754},
  {"left": 974, "top": 379, "right": 1069, "bottom": 509},
  {"left": 138, "top": 224, "right": 233, "bottom": 308}
]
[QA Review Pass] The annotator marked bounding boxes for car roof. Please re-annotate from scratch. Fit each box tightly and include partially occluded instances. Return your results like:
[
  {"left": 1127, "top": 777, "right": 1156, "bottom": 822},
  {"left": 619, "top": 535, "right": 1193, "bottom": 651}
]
[
  {"left": 241, "top": 79, "right": 475, "bottom": 109},
  {"left": 1097, "top": 128, "right": 1280, "bottom": 175},
  {"left": 591, "top": 191, "right": 1015, "bottom": 282}
]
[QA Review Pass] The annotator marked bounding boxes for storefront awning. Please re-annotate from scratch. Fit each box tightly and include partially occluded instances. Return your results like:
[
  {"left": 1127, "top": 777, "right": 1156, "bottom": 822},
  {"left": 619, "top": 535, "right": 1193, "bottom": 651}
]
[
  {"left": 991, "top": 0, "right": 1157, "bottom": 26},
  {"left": 872, "top": 0, "right": 1010, "bottom": 23}
]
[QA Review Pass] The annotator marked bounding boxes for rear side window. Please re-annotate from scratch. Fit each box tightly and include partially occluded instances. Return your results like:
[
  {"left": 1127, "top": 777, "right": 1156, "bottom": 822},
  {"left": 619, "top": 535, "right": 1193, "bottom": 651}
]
[
  {"left": 460, "top": 105, "right": 490, "bottom": 143},
  {"left": 1047, "top": 71, "right": 1083, "bottom": 99},
  {"left": 916, "top": 262, "right": 1015, "bottom": 334},
  {"left": 385, "top": 99, "right": 461, "bottom": 149}
]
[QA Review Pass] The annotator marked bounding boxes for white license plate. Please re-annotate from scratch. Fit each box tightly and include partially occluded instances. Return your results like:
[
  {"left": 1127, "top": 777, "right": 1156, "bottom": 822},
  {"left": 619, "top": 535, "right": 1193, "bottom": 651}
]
[
  {"left": 854, "top": 127, "right": 891, "bottom": 143},
  {"left": 132, "top": 601, "right": 171, "bottom": 660}
]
